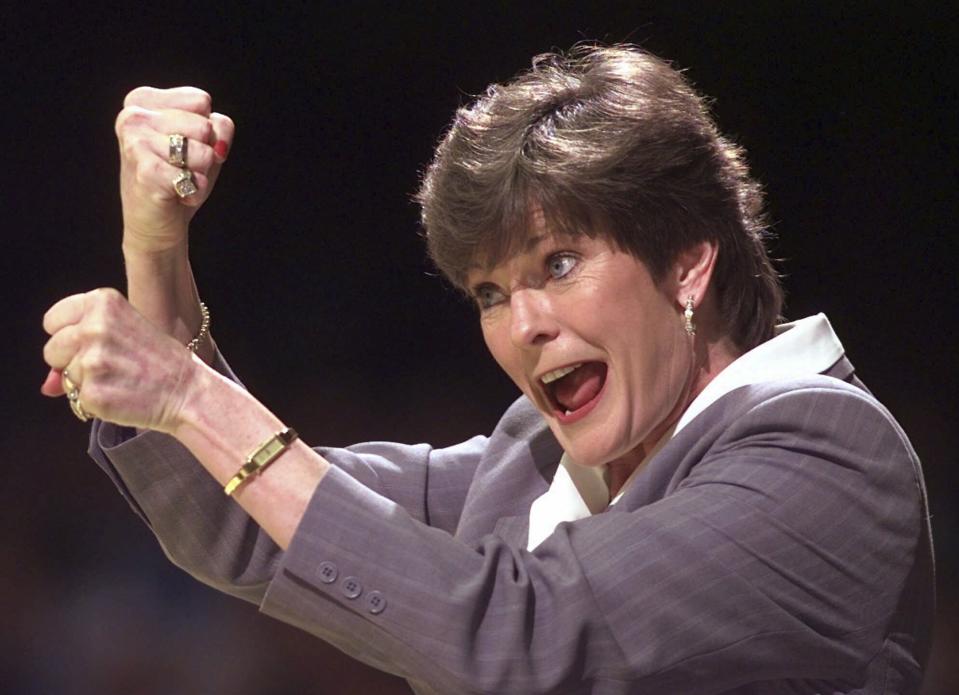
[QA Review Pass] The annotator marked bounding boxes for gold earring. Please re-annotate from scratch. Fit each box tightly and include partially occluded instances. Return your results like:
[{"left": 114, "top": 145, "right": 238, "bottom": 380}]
[{"left": 684, "top": 296, "right": 695, "bottom": 336}]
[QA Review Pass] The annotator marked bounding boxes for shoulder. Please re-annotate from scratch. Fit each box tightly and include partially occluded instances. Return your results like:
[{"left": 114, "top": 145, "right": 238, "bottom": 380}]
[
  {"left": 715, "top": 375, "right": 916, "bottom": 460},
  {"left": 713, "top": 373, "right": 872, "bottom": 415},
  {"left": 678, "top": 375, "right": 925, "bottom": 520}
]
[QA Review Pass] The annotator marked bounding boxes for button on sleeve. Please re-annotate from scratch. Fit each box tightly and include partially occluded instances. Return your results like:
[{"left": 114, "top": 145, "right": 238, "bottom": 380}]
[
  {"left": 341, "top": 576, "right": 363, "bottom": 599},
  {"left": 366, "top": 590, "right": 387, "bottom": 615},
  {"left": 318, "top": 561, "right": 338, "bottom": 584}
]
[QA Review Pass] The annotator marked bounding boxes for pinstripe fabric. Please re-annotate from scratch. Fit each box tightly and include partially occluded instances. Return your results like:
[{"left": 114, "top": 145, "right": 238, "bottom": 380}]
[{"left": 90, "top": 353, "right": 933, "bottom": 694}]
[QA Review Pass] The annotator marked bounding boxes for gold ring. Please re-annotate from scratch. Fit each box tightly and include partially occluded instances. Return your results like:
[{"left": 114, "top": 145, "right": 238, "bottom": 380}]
[
  {"left": 62, "top": 369, "right": 90, "bottom": 422},
  {"left": 168, "top": 133, "right": 187, "bottom": 167},
  {"left": 62, "top": 368, "right": 78, "bottom": 393},
  {"left": 173, "top": 169, "right": 198, "bottom": 198},
  {"left": 68, "top": 391, "right": 91, "bottom": 422}
]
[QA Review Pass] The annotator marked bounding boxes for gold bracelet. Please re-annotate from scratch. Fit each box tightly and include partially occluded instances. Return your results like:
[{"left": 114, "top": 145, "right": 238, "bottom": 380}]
[
  {"left": 186, "top": 302, "right": 210, "bottom": 353},
  {"left": 224, "top": 427, "right": 299, "bottom": 496}
]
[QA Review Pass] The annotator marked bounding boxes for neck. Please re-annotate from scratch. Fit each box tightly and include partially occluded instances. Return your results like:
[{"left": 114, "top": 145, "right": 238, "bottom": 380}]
[{"left": 689, "top": 331, "right": 742, "bottom": 405}]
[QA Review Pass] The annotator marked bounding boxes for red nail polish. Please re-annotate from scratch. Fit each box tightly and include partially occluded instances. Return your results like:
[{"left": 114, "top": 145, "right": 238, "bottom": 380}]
[{"left": 214, "top": 140, "right": 229, "bottom": 160}]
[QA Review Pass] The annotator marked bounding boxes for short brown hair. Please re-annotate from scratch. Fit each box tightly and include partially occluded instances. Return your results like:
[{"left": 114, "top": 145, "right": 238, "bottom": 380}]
[{"left": 416, "top": 44, "right": 782, "bottom": 350}]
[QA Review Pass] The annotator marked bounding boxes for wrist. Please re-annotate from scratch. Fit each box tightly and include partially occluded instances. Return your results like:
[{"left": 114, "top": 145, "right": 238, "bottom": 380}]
[
  {"left": 122, "top": 232, "right": 189, "bottom": 262},
  {"left": 167, "top": 353, "right": 219, "bottom": 438},
  {"left": 122, "top": 234, "right": 202, "bottom": 345}
]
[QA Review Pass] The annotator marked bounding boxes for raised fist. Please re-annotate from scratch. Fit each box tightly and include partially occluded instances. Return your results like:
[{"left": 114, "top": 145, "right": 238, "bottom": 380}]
[{"left": 115, "top": 87, "right": 235, "bottom": 253}]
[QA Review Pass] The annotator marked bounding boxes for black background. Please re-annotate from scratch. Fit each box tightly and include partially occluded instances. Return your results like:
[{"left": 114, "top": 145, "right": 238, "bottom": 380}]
[{"left": 3, "top": 4, "right": 956, "bottom": 693}]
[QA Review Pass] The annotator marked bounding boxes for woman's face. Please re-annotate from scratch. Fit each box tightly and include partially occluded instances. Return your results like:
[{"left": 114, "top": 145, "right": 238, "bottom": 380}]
[{"left": 469, "top": 232, "right": 692, "bottom": 468}]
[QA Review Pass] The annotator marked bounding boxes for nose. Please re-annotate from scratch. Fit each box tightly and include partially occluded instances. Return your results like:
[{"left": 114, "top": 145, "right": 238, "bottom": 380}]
[{"left": 509, "top": 289, "right": 558, "bottom": 348}]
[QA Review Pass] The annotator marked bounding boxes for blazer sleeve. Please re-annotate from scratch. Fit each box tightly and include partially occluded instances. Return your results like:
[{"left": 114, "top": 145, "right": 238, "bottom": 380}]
[
  {"left": 87, "top": 350, "right": 487, "bottom": 605},
  {"left": 258, "top": 379, "right": 927, "bottom": 694}
]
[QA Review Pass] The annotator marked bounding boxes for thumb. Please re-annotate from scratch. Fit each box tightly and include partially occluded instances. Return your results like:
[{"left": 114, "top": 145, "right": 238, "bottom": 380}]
[
  {"left": 41, "top": 368, "right": 65, "bottom": 397},
  {"left": 210, "top": 112, "right": 235, "bottom": 163}
]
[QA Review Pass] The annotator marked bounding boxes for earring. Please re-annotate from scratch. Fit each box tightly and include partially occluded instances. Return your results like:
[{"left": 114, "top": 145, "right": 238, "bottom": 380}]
[{"left": 684, "top": 295, "right": 696, "bottom": 336}]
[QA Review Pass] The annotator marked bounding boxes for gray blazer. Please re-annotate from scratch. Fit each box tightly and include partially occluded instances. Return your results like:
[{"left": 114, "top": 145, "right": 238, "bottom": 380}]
[{"left": 90, "top": 353, "right": 934, "bottom": 694}]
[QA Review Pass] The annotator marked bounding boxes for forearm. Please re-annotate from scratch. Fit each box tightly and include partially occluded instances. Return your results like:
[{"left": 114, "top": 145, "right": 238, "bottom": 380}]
[
  {"left": 122, "top": 236, "right": 215, "bottom": 364},
  {"left": 172, "top": 360, "right": 331, "bottom": 549}
]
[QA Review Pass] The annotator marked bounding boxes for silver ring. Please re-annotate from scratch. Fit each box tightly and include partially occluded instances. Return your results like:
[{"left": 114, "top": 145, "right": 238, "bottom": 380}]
[
  {"left": 168, "top": 133, "right": 187, "bottom": 167},
  {"left": 172, "top": 169, "right": 198, "bottom": 198}
]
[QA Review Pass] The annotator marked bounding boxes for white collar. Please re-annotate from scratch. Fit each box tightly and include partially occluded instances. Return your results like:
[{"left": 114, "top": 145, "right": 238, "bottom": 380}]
[
  {"left": 673, "top": 313, "right": 844, "bottom": 434},
  {"left": 526, "top": 314, "right": 845, "bottom": 550}
]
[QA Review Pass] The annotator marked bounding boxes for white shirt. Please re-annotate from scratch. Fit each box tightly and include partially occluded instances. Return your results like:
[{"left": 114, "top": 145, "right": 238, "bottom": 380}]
[{"left": 526, "top": 314, "right": 845, "bottom": 550}]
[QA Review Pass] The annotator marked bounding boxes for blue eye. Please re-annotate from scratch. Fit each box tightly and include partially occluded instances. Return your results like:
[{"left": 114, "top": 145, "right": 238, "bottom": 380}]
[
  {"left": 475, "top": 285, "right": 506, "bottom": 310},
  {"left": 547, "top": 254, "right": 577, "bottom": 279}
]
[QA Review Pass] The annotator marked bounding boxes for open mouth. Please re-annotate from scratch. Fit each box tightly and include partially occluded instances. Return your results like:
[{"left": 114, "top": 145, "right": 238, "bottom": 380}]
[{"left": 540, "top": 361, "right": 608, "bottom": 423}]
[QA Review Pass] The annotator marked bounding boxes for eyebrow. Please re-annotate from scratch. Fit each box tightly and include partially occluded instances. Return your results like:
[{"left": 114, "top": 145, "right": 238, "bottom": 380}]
[
  {"left": 465, "top": 232, "right": 559, "bottom": 295},
  {"left": 465, "top": 233, "right": 550, "bottom": 273}
]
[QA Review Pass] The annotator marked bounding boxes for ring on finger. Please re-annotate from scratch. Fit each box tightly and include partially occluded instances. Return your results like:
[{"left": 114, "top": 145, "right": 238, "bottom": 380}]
[
  {"left": 168, "top": 133, "right": 188, "bottom": 167},
  {"left": 62, "top": 368, "right": 79, "bottom": 394},
  {"left": 68, "top": 390, "right": 91, "bottom": 422},
  {"left": 172, "top": 168, "right": 198, "bottom": 198},
  {"left": 62, "top": 369, "right": 90, "bottom": 422}
]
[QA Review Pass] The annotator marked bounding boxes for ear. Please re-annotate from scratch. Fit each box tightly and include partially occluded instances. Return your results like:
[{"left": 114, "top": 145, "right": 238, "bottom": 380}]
[{"left": 671, "top": 240, "right": 718, "bottom": 310}]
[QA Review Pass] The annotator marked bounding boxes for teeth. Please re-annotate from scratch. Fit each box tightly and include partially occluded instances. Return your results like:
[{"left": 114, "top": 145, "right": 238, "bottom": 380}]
[{"left": 540, "top": 363, "right": 582, "bottom": 385}]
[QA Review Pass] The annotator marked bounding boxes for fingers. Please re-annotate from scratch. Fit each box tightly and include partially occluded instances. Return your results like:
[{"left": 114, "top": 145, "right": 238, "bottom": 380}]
[
  {"left": 118, "top": 107, "right": 216, "bottom": 170},
  {"left": 43, "top": 323, "right": 81, "bottom": 370},
  {"left": 116, "top": 100, "right": 233, "bottom": 210},
  {"left": 40, "top": 287, "right": 199, "bottom": 431},
  {"left": 115, "top": 86, "right": 233, "bottom": 250},
  {"left": 124, "top": 86, "right": 212, "bottom": 117},
  {"left": 118, "top": 88, "right": 233, "bottom": 166},
  {"left": 140, "top": 160, "right": 211, "bottom": 207},
  {"left": 42, "top": 292, "right": 87, "bottom": 335},
  {"left": 152, "top": 109, "right": 215, "bottom": 146},
  {"left": 41, "top": 294, "right": 89, "bottom": 398},
  {"left": 41, "top": 288, "right": 123, "bottom": 384}
]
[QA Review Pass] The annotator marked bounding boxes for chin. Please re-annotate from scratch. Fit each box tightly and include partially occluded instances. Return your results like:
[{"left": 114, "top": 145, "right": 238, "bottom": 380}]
[{"left": 550, "top": 428, "right": 622, "bottom": 468}]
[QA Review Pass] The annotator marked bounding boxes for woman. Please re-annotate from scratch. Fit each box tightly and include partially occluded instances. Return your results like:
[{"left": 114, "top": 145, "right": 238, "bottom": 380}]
[{"left": 41, "top": 46, "right": 933, "bottom": 693}]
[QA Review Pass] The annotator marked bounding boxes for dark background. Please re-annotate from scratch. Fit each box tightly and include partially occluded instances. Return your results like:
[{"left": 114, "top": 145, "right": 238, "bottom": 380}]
[{"left": 3, "top": 3, "right": 956, "bottom": 693}]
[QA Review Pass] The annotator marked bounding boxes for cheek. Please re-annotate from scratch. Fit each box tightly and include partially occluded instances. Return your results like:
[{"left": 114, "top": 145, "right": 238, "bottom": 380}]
[
  {"left": 480, "top": 324, "right": 502, "bottom": 366},
  {"left": 620, "top": 317, "right": 687, "bottom": 417},
  {"left": 643, "top": 327, "right": 691, "bottom": 419},
  {"left": 481, "top": 322, "right": 521, "bottom": 384}
]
